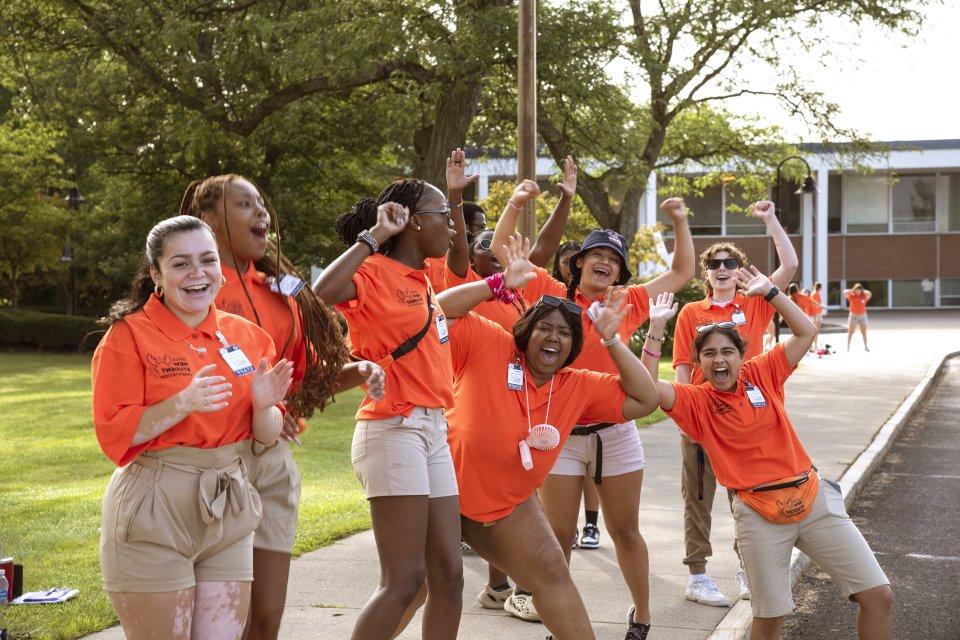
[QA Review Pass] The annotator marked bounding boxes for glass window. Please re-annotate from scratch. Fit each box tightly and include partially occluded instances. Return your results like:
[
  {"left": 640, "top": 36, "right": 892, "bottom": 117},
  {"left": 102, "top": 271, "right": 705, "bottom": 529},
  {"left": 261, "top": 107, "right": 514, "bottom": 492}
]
[
  {"left": 941, "top": 279, "right": 960, "bottom": 306},
  {"left": 673, "top": 183, "right": 722, "bottom": 235},
  {"left": 827, "top": 281, "right": 843, "bottom": 307},
  {"left": 724, "top": 184, "right": 766, "bottom": 235},
  {"left": 843, "top": 175, "right": 888, "bottom": 233},
  {"left": 774, "top": 179, "right": 801, "bottom": 234},
  {"left": 827, "top": 174, "right": 842, "bottom": 233},
  {"left": 891, "top": 174, "right": 935, "bottom": 232},
  {"left": 941, "top": 173, "right": 960, "bottom": 232},
  {"left": 845, "top": 280, "right": 888, "bottom": 308},
  {"left": 891, "top": 279, "right": 935, "bottom": 307}
]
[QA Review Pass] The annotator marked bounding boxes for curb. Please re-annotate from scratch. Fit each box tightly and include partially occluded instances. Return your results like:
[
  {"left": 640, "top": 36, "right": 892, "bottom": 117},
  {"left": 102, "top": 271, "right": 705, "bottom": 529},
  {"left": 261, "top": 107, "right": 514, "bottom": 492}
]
[{"left": 706, "top": 349, "right": 960, "bottom": 640}]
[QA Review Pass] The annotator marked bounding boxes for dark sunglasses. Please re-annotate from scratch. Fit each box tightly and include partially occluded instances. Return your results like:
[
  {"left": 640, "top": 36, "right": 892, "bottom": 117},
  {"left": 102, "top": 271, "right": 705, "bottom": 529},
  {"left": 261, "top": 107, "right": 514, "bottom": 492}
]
[
  {"left": 540, "top": 294, "right": 582, "bottom": 316},
  {"left": 475, "top": 237, "right": 493, "bottom": 251},
  {"left": 706, "top": 258, "right": 741, "bottom": 270},
  {"left": 696, "top": 321, "right": 737, "bottom": 333}
]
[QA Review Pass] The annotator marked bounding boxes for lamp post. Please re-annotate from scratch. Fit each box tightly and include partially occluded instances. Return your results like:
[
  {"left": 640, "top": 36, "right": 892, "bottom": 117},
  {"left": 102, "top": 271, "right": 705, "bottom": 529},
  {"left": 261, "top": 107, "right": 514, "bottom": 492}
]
[
  {"left": 517, "top": 0, "right": 537, "bottom": 239},
  {"left": 773, "top": 156, "right": 816, "bottom": 341},
  {"left": 63, "top": 182, "right": 84, "bottom": 316}
]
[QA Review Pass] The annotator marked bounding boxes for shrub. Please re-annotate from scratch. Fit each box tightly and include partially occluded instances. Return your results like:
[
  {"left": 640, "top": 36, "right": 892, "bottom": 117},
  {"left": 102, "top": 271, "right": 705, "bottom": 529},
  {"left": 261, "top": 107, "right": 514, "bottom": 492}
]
[
  {"left": 0, "top": 309, "right": 103, "bottom": 351},
  {"left": 630, "top": 278, "right": 707, "bottom": 358}
]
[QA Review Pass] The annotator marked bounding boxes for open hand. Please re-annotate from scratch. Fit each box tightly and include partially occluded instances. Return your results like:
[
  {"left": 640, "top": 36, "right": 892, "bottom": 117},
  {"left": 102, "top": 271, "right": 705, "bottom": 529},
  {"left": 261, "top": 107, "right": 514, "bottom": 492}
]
[
  {"left": 593, "top": 287, "right": 632, "bottom": 340},
  {"left": 558, "top": 156, "right": 577, "bottom": 197},
  {"left": 179, "top": 363, "right": 231, "bottom": 413},
  {"left": 734, "top": 265, "right": 774, "bottom": 298},
  {"left": 445, "top": 148, "right": 479, "bottom": 193},
  {"left": 751, "top": 200, "right": 776, "bottom": 221},
  {"left": 659, "top": 197, "right": 688, "bottom": 223},
  {"left": 357, "top": 360, "right": 386, "bottom": 400},
  {"left": 501, "top": 233, "right": 537, "bottom": 290},
  {"left": 510, "top": 179, "right": 541, "bottom": 206},
  {"left": 251, "top": 358, "right": 294, "bottom": 412},
  {"left": 647, "top": 291, "right": 678, "bottom": 330}
]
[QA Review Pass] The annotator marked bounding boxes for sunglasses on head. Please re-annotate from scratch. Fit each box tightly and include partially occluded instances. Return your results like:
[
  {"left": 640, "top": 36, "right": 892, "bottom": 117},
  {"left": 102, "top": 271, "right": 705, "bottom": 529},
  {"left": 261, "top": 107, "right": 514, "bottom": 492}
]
[
  {"left": 540, "top": 294, "right": 582, "bottom": 316},
  {"left": 706, "top": 258, "right": 741, "bottom": 270},
  {"left": 696, "top": 321, "right": 737, "bottom": 333}
]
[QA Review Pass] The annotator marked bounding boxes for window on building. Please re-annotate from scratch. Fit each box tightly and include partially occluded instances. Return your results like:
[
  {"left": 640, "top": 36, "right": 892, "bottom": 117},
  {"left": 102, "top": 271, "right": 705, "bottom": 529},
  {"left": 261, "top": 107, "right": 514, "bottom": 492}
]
[
  {"left": 891, "top": 174, "right": 936, "bottom": 232},
  {"left": 725, "top": 184, "right": 766, "bottom": 236},
  {"left": 891, "top": 279, "right": 935, "bottom": 307},
  {"left": 676, "top": 183, "right": 722, "bottom": 235},
  {"left": 941, "top": 279, "right": 960, "bottom": 306},
  {"left": 843, "top": 175, "right": 888, "bottom": 233},
  {"left": 827, "top": 174, "right": 842, "bottom": 233},
  {"left": 827, "top": 281, "right": 843, "bottom": 307},
  {"left": 774, "top": 179, "right": 802, "bottom": 234},
  {"left": 941, "top": 173, "right": 960, "bottom": 232},
  {"left": 845, "top": 280, "right": 888, "bottom": 308}
]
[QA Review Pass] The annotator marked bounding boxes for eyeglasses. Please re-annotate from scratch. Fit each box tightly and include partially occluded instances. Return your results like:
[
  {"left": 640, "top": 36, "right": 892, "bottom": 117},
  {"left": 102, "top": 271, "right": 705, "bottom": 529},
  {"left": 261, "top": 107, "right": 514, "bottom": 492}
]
[
  {"left": 696, "top": 321, "right": 737, "bottom": 333},
  {"left": 539, "top": 294, "right": 582, "bottom": 316},
  {"left": 705, "top": 258, "right": 741, "bottom": 270},
  {"left": 475, "top": 237, "right": 493, "bottom": 251},
  {"left": 416, "top": 206, "right": 451, "bottom": 217}
]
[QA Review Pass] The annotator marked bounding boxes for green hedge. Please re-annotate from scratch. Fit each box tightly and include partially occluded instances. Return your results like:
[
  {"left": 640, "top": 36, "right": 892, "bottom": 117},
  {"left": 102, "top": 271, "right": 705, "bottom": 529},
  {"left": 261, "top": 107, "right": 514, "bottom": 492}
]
[
  {"left": 630, "top": 279, "right": 707, "bottom": 358},
  {"left": 0, "top": 309, "right": 103, "bottom": 351}
]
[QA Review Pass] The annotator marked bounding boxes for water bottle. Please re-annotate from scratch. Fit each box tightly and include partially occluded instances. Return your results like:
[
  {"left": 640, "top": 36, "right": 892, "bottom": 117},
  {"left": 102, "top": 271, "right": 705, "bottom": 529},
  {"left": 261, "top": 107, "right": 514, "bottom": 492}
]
[{"left": 0, "top": 567, "right": 8, "bottom": 640}]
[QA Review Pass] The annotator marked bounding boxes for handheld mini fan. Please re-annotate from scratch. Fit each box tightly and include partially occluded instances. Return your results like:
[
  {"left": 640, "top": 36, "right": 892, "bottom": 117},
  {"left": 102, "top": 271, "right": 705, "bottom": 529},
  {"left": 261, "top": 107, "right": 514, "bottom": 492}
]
[{"left": 526, "top": 424, "right": 560, "bottom": 451}]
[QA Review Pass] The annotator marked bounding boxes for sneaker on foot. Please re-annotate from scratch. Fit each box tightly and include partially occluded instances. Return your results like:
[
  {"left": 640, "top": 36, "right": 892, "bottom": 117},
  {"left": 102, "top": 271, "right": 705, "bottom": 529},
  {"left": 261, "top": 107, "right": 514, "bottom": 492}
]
[
  {"left": 624, "top": 606, "right": 651, "bottom": 640},
  {"left": 579, "top": 523, "right": 601, "bottom": 549},
  {"left": 460, "top": 540, "right": 475, "bottom": 555},
  {"left": 684, "top": 575, "right": 731, "bottom": 607},
  {"left": 477, "top": 584, "right": 514, "bottom": 609},
  {"left": 571, "top": 530, "right": 580, "bottom": 549},
  {"left": 736, "top": 569, "right": 751, "bottom": 600},
  {"left": 504, "top": 591, "right": 541, "bottom": 622}
]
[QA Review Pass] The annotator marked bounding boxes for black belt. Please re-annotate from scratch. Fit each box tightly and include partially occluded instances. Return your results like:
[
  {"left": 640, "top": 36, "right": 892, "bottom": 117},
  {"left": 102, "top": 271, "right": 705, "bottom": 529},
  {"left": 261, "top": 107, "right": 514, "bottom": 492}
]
[
  {"left": 751, "top": 467, "right": 816, "bottom": 492},
  {"left": 569, "top": 423, "right": 614, "bottom": 484}
]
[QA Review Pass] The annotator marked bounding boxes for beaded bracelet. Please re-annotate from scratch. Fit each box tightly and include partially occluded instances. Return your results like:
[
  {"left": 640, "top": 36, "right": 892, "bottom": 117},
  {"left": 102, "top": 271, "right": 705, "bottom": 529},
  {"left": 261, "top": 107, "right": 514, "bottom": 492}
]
[
  {"left": 600, "top": 334, "right": 620, "bottom": 347},
  {"left": 642, "top": 331, "right": 665, "bottom": 342},
  {"left": 642, "top": 347, "right": 661, "bottom": 358},
  {"left": 507, "top": 199, "right": 523, "bottom": 211},
  {"left": 485, "top": 272, "right": 518, "bottom": 303}
]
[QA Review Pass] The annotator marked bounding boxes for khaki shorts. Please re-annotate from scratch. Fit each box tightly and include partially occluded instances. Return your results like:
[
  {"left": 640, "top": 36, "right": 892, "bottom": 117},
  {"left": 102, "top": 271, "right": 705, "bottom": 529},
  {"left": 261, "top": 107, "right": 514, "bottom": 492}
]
[
  {"left": 351, "top": 407, "right": 458, "bottom": 499},
  {"left": 848, "top": 313, "right": 868, "bottom": 327},
  {"left": 100, "top": 443, "right": 262, "bottom": 593},
  {"left": 549, "top": 421, "right": 645, "bottom": 481},
  {"left": 241, "top": 439, "right": 301, "bottom": 553},
  {"left": 732, "top": 478, "right": 888, "bottom": 618}
]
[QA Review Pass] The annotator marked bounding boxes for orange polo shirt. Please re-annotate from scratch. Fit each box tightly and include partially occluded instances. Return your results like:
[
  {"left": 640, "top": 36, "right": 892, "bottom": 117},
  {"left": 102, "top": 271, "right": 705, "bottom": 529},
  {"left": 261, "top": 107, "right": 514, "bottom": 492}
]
[
  {"left": 791, "top": 292, "right": 821, "bottom": 317},
  {"left": 92, "top": 295, "right": 278, "bottom": 467},
  {"left": 846, "top": 291, "right": 868, "bottom": 314},
  {"left": 423, "top": 257, "right": 449, "bottom": 292},
  {"left": 217, "top": 262, "right": 306, "bottom": 387},
  {"left": 447, "top": 313, "right": 627, "bottom": 522},
  {"left": 811, "top": 290, "right": 822, "bottom": 307},
  {"left": 445, "top": 265, "right": 558, "bottom": 331},
  {"left": 665, "top": 344, "right": 811, "bottom": 490},
  {"left": 521, "top": 273, "right": 651, "bottom": 375},
  {"left": 673, "top": 293, "right": 775, "bottom": 385},
  {"left": 335, "top": 253, "right": 454, "bottom": 420}
]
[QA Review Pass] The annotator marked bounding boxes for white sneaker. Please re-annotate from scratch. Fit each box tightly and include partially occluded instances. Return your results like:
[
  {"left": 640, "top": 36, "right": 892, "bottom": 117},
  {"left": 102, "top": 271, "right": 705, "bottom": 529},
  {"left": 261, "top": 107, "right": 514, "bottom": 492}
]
[
  {"left": 477, "top": 584, "right": 514, "bottom": 609},
  {"left": 504, "top": 591, "right": 541, "bottom": 622},
  {"left": 684, "top": 575, "right": 731, "bottom": 607},
  {"left": 736, "top": 569, "right": 751, "bottom": 600}
]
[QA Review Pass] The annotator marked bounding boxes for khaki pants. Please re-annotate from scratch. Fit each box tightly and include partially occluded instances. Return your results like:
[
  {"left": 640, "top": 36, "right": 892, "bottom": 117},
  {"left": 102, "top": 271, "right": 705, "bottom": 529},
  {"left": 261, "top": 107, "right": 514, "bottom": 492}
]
[{"left": 680, "top": 433, "right": 740, "bottom": 575}]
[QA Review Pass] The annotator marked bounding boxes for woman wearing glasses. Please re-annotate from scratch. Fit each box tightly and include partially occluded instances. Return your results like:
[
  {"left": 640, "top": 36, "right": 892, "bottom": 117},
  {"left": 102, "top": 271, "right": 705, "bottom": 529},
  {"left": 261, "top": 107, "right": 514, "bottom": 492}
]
[
  {"left": 670, "top": 201, "right": 798, "bottom": 607},
  {"left": 313, "top": 179, "right": 461, "bottom": 640},
  {"left": 642, "top": 281, "right": 891, "bottom": 640},
  {"left": 431, "top": 235, "right": 660, "bottom": 640}
]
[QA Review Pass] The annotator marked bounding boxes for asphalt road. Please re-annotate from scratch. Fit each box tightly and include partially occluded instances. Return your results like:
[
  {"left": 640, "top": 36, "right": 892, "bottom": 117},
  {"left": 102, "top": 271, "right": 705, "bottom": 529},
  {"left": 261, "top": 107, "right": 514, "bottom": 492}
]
[{"left": 784, "top": 357, "right": 960, "bottom": 640}]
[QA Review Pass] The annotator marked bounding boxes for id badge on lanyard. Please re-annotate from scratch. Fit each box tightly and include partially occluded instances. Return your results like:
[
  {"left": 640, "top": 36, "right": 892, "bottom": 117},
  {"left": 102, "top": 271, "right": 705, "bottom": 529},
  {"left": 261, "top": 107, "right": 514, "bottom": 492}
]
[
  {"left": 744, "top": 382, "right": 767, "bottom": 408},
  {"left": 507, "top": 362, "right": 524, "bottom": 391},
  {"left": 435, "top": 311, "right": 449, "bottom": 344},
  {"left": 216, "top": 330, "right": 255, "bottom": 376},
  {"left": 731, "top": 307, "right": 747, "bottom": 325}
]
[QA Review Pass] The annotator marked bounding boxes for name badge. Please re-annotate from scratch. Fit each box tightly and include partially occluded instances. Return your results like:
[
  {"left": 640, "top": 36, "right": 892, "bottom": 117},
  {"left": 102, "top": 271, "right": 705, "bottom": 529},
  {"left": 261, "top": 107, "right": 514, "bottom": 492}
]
[
  {"left": 267, "top": 273, "right": 306, "bottom": 297},
  {"left": 731, "top": 309, "right": 747, "bottom": 325},
  {"left": 435, "top": 312, "right": 449, "bottom": 344},
  {"left": 507, "top": 362, "right": 524, "bottom": 390},
  {"left": 220, "top": 344, "right": 255, "bottom": 377},
  {"left": 745, "top": 383, "right": 767, "bottom": 408},
  {"left": 586, "top": 300, "right": 603, "bottom": 322}
]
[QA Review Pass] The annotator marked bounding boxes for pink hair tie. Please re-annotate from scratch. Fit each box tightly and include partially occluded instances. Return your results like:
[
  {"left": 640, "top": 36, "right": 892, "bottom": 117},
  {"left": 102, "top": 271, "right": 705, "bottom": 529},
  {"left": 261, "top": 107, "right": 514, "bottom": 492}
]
[{"left": 485, "top": 272, "right": 518, "bottom": 304}]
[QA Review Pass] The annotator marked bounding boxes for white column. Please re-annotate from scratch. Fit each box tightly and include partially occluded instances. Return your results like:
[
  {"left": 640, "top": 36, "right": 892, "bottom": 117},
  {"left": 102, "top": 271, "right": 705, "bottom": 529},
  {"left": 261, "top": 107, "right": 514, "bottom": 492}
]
[
  {"left": 815, "top": 168, "right": 829, "bottom": 297},
  {"left": 801, "top": 192, "right": 814, "bottom": 290},
  {"left": 642, "top": 170, "right": 658, "bottom": 228},
  {"left": 477, "top": 173, "right": 489, "bottom": 200}
]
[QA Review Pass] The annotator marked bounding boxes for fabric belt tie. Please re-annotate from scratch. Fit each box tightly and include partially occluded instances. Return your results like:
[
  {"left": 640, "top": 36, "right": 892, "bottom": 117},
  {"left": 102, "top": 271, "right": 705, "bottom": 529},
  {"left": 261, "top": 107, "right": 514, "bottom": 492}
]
[
  {"left": 570, "top": 423, "right": 614, "bottom": 485},
  {"left": 198, "top": 467, "right": 246, "bottom": 524}
]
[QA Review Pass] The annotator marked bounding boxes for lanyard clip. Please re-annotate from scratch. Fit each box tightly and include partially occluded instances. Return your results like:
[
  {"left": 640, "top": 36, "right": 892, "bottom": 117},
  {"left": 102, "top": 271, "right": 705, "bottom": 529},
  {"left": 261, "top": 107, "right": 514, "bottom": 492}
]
[{"left": 215, "top": 330, "right": 230, "bottom": 348}]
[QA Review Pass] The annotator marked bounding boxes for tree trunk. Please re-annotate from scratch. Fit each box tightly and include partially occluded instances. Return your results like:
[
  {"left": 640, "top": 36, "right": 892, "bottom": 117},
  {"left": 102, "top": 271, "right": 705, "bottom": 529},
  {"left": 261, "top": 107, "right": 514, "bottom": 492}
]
[{"left": 413, "top": 79, "right": 482, "bottom": 188}]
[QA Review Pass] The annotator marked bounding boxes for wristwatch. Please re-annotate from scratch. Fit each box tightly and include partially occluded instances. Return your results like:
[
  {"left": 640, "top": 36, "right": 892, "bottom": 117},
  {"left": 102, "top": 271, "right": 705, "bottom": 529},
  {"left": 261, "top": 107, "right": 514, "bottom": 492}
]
[{"left": 763, "top": 286, "right": 780, "bottom": 302}]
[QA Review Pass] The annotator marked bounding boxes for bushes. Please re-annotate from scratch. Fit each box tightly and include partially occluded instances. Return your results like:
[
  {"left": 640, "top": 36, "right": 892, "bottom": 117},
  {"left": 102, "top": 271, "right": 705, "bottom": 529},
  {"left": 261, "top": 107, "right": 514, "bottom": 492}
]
[
  {"left": 0, "top": 308, "right": 103, "bottom": 351},
  {"left": 629, "top": 279, "right": 707, "bottom": 358}
]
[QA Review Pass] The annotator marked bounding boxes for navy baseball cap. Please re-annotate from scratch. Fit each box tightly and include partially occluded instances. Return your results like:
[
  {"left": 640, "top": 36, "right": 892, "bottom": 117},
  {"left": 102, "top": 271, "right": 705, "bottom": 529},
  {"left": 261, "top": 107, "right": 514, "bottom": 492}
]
[{"left": 568, "top": 229, "right": 632, "bottom": 286}]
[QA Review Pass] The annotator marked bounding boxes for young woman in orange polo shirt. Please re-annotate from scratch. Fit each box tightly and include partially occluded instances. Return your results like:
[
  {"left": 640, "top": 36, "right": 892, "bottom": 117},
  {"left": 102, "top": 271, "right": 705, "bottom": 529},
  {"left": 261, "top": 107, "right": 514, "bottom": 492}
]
[
  {"left": 180, "top": 174, "right": 385, "bottom": 640},
  {"left": 670, "top": 202, "right": 798, "bottom": 607},
  {"left": 434, "top": 234, "right": 661, "bottom": 640},
  {"left": 642, "top": 279, "right": 891, "bottom": 640},
  {"left": 313, "top": 179, "right": 461, "bottom": 640},
  {"left": 490, "top": 196, "right": 695, "bottom": 636},
  {"left": 92, "top": 216, "right": 294, "bottom": 640},
  {"left": 844, "top": 283, "right": 872, "bottom": 351}
]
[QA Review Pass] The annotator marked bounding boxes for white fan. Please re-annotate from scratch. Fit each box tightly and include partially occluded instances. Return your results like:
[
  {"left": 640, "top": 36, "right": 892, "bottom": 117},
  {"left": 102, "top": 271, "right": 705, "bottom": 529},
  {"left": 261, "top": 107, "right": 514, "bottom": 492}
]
[{"left": 526, "top": 423, "right": 561, "bottom": 451}]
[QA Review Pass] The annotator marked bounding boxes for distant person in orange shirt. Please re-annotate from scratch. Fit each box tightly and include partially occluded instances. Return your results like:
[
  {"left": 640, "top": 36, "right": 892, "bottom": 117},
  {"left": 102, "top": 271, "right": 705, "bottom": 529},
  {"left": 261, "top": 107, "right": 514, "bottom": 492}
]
[
  {"left": 642, "top": 278, "right": 891, "bottom": 640},
  {"left": 844, "top": 283, "right": 872, "bottom": 351},
  {"left": 809, "top": 282, "right": 824, "bottom": 350},
  {"left": 670, "top": 200, "right": 797, "bottom": 607},
  {"left": 788, "top": 284, "right": 822, "bottom": 354},
  {"left": 180, "top": 174, "right": 385, "bottom": 640},
  {"left": 92, "top": 216, "right": 294, "bottom": 640},
  {"left": 434, "top": 235, "right": 660, "bottom": 640},
  {"left": 313, "top": 179, "right": 461, "bottom": 640}
]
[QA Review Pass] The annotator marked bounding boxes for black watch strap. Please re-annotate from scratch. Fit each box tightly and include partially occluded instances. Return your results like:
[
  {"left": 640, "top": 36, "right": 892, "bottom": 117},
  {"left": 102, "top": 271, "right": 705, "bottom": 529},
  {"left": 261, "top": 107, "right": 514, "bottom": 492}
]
[{"left": 764, "top": 286, "right": 780, "bottom": 302}]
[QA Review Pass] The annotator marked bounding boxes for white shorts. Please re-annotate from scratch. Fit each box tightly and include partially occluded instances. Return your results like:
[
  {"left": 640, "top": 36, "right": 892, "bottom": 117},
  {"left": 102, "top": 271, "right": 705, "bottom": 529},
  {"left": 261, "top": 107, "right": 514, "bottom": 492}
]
[
  {"left": 848, "top": 313, "right": 868, "bottom": 327},
  {"left": 549, "top": 421, "right": 645, "bottom": 482}
]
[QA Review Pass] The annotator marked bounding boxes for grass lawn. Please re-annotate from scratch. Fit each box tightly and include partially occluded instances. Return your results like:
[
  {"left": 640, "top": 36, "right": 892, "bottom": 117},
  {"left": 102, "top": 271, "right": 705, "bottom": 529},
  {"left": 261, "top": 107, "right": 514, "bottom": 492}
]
[{"left": 0, "top": 352, "right": 674, "bottom": 639}]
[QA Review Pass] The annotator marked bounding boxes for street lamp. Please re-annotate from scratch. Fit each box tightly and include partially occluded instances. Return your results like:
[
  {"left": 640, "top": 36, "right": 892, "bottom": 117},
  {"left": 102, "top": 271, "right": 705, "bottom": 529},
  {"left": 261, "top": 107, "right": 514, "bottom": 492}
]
[
  {"left": 63, "top": 182, "right": 84, "bottom": 316},
  {"left": 773, "top": 156, "right": 816, "bottom": 341}
]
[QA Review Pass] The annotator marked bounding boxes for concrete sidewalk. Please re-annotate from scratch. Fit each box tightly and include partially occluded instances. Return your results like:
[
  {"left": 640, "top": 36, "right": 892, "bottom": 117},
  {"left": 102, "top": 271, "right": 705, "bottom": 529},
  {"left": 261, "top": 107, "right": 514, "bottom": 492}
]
[{"left": 86, "top": 311, "right": 960, "bottom": 639}]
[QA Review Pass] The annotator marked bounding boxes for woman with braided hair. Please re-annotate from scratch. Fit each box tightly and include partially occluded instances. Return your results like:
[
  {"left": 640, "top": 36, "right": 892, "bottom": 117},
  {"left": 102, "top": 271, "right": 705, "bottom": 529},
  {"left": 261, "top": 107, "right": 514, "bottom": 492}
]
[
  {"left": 314, "top": 178, "right": 462, "bottom": 640},
  {"left": 180, "top": 175, "right": 385, "bottom": 640}
]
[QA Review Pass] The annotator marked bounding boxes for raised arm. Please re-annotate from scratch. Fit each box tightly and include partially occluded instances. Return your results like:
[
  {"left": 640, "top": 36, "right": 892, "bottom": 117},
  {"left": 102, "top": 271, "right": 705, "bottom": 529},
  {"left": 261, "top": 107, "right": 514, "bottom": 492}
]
[
  {"left": 734, "top": 267, "right": 816, "bottom": 367},
  {"left": 437, "top": 234, "right": 535, "bottom": 319},
  {"left": 640, "top": 292, "right": 679, "bottom": 410},
  {"left": 313, "top": 203, "right": 409, "bottom": 305},
  {"left": 592, "top": 288, "right": 660, "bottom": 419},
  {"left": 752, "top": 200, "right": 798, "bottom": 290},
  {"left": 445, "top": 148, "right": 480, "bottom": 278},
  {"left": 529, "top": 156, "right": 577, "bottom": 267},
  {"left": 644, "top": 198, "right": 695, "bottom": 299},
  {"left": 491, "top": 179, "right": 540, "bottom": 264}
]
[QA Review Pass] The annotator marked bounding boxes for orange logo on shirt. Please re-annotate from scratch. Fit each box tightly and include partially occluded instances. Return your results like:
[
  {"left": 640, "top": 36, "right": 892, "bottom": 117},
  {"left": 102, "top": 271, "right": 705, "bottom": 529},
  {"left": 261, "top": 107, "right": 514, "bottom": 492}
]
[
  {"left": 396, "top": 288, "right": 425, "bottom": 306},
  {"left": 776, "top": 497, "right": 806, "bottom": 519},
  {"left": 708, "top": 396, "right": 733, "bottom": 415},
  {"left": 219, "top": 299, "right": 244, "bottom": 315},
  {"left": 146, "top": 354, "right": 192, "bottom": 379}
]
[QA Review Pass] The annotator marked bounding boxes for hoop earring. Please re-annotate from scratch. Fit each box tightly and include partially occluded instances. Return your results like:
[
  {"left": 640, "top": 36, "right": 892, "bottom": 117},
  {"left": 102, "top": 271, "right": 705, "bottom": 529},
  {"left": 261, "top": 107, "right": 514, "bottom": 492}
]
[
  {"left": 154, "top": 284, "right": 163, "bottom": 299},
  {"left": 221, "top": 275, "right": 227, "bottom": 286}
]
